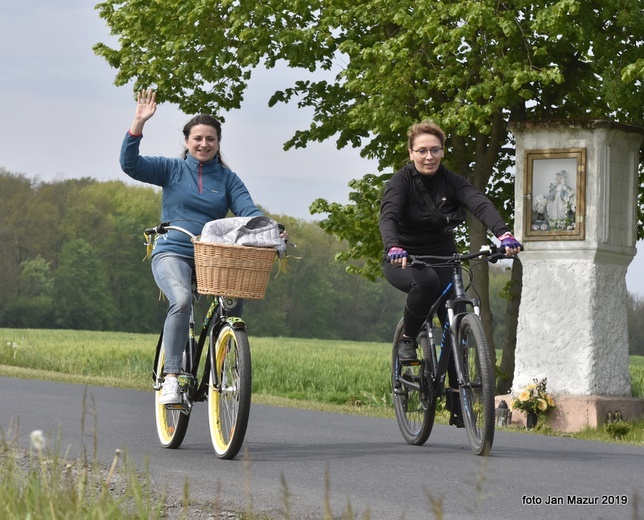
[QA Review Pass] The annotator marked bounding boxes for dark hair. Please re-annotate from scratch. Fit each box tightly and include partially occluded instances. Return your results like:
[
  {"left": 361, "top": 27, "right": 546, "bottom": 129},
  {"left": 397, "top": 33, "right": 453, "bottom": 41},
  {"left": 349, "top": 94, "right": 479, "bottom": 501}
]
[
  {"left": 407, "top": 120, "right": 446, "bottom": 150},
  {"left": 181, "top": 114, "right": 227, "bottom": 166}
]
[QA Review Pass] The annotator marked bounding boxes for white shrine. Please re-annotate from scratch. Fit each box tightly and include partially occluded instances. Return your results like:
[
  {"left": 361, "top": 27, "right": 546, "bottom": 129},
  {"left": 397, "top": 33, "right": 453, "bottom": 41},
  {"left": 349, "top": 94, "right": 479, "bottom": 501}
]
[{"left": 504, "top": 120, "right": 644, "bottom": 431}]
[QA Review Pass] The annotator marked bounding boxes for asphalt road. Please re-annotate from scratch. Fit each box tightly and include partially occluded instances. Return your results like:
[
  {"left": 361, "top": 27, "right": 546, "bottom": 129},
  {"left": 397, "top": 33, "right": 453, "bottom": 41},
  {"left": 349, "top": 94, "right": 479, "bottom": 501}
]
[{"left": 1, "top": 377, "right": 642, "bottom": 520}]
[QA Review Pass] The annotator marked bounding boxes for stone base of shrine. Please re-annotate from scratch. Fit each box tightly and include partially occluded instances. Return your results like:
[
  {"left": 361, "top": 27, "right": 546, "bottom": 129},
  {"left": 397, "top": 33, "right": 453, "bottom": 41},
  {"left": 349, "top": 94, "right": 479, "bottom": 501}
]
[{"left": 494, "top": 394, "right": 644, "bottom": 432}]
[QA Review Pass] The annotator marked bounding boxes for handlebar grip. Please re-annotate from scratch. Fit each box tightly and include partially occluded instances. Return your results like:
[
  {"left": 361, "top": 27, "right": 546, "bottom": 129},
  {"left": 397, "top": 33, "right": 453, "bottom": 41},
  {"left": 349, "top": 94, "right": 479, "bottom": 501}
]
[
  {"left": 490, "top": 244, "right": 523, "bottom": 263},
  {"left": 498, "top": 244, "right": 524, "bottom": 254},
  {"left": 144, "top": 222, "right": 170, "bottom": 235}
]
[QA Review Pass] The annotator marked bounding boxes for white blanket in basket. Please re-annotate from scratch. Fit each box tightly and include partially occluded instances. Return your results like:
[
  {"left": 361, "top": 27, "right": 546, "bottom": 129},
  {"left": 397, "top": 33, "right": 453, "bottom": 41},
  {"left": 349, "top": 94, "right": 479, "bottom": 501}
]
[{"left": 200, "top": 216, "right": 287, "bottom": 258}]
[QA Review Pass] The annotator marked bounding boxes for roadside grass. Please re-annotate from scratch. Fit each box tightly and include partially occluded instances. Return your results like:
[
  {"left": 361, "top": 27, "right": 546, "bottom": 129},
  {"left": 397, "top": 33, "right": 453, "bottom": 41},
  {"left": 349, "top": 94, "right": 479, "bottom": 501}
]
[{"left": 1, "top": 400, "right": 168, "bottom": 520}]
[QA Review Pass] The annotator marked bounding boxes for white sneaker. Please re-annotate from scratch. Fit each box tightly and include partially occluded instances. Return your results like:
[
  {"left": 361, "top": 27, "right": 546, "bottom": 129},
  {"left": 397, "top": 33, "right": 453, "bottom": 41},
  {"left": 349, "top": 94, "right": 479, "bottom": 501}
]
[{"left": 159, "top": 377, "right": 181, "bottom": 405}]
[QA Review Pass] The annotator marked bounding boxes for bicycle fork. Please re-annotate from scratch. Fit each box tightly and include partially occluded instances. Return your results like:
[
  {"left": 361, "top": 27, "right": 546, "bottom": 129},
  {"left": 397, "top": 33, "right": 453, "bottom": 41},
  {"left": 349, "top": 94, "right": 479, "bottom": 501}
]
[
  {"left": 446, "top": 300, "right": 481, "bottom": 390},
  {"left": 209, "top": 316, "right": 246, "bottom": 394}
]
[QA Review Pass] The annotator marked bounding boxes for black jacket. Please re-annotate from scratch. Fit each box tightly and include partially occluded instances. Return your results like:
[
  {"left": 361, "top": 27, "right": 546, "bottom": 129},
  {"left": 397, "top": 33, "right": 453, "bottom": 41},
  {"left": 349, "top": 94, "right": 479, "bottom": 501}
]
[{"left": 379, "top": 163, "right": 509, "bottom": 256}]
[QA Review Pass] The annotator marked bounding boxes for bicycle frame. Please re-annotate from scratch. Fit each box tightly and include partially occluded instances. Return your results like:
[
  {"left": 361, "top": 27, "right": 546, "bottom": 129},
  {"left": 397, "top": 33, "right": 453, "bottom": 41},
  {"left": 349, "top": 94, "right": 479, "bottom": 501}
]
[
  {"left": 396, "top": 248, "right": 497, "bottom": 401},
  {"left": 152, "top": 294, "right": 249, "bottom": 412},
  {"left": 436, "top": 271, "right": 482, "bottom": 392}
]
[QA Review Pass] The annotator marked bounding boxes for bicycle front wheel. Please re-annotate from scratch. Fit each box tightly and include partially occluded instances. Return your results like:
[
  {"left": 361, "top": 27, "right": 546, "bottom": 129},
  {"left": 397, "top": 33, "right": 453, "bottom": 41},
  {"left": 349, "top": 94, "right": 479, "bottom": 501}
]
[
  {"left": 154, "top": 339, "right": 191, "bottom": 449},
  {"left": 391, "top": 318, "right": 436, "bottom": 445},
  {"left": 208, "top": 324, "right": 252, "bottom": 459},
  {"left": 458, "top": 314, "right": 495, "bottom": 455}
]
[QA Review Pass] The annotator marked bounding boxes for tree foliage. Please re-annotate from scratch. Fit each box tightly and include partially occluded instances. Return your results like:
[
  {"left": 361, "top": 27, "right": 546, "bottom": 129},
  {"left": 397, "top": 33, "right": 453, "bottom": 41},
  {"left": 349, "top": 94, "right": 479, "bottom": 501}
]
[
  {"left": 627, "top": 293, "right": 644, "bottom": 356},
  {"left": 94, "top": 0, "right": 643, "bottom": 204},
  {"left": 53, "top": 239, "right": 119, "bottom": 330}
]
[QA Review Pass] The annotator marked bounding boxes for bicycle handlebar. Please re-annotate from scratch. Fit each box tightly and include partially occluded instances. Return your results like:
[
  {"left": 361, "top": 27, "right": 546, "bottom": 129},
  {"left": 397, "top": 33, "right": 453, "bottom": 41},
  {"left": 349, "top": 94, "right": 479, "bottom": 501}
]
[
  {"left": 144, "top": 222, "right": 196, "bottom": 239},
  {"left": 144, "top": 222, "right": 170, "bottom": 236},
  {"left": 144, "top": 221, "right": 295, "bottom": 248},
  {"left": 409, "top": 244, "right": 517, "bottom": 266}
]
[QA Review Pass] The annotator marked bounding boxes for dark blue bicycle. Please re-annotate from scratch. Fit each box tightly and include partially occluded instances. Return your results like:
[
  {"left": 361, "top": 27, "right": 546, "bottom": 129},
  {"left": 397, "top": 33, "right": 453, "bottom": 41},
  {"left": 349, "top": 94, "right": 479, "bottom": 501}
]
[{"left": 391, "top": 245, "right": 511, "bottom": 456}]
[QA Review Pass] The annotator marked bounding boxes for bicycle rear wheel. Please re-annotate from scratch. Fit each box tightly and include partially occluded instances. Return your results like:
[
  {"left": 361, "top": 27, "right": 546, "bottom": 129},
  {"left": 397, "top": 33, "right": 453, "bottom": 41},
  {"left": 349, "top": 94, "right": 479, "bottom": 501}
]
[
  {"left": 208, "top": 324, "right": 252, "bottom": 459},
  {"left": 154, "top": 339, "right": 191, "bottom": 449},
  {"left": 458, "top": 314, "right": 495, "bottom": 455},
  {"left": 391, "top": 318, "right": 436, "bottom": 445}
]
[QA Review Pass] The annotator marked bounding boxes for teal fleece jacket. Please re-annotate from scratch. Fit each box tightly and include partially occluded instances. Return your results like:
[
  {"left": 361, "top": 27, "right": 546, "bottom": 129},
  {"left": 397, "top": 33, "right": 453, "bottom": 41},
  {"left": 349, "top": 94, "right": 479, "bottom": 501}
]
[{"left": 120, "top": 131, "right": 262, "bottom": 258}]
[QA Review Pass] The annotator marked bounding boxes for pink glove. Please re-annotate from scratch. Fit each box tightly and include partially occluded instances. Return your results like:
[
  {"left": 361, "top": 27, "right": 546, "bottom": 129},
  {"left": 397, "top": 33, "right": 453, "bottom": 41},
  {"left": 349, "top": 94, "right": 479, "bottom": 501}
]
[
  {"left": 387, "top": 246, "right": 408, "bottom": 262},
  {"left": 498, "top": 232, "right": 522, "bottom": 252}
]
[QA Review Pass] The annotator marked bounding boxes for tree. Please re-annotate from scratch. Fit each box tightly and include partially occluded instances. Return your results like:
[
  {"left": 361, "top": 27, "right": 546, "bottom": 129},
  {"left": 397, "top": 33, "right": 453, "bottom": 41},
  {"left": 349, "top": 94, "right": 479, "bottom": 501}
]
[
  {"left": 94, "top": 0, "right": 643, "bottom": 205},
  {"left": 62, "top": 180, "right": 165, "bottom": 332},
  {"left": 627, "top": 293, "right": 644, "bottom": 356},
  {"left": 53, "top": 239, "right": 118, "bottom": 330},
  {"left": 95, "top": 0, "right": 643, "bottom": 385},
  {"left": 1, "top": 256, "right": 55, "bottom": 328},
  {"left": 0, "top": 170, "right": 32, "bottom": 304}
]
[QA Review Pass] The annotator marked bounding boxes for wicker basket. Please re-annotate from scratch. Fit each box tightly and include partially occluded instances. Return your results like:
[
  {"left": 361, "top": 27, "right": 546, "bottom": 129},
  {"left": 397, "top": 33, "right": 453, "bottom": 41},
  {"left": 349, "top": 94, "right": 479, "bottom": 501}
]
[{"left": 192, "top": 239, "right": 276, "bottom": 299}]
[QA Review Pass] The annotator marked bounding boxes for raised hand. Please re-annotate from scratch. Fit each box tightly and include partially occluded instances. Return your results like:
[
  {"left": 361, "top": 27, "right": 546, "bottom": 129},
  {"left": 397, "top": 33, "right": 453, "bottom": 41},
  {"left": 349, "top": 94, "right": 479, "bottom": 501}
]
[
  {"left": 130, "top": 89, "right": 157, "bottom": 135},
  {"left": 135, "top": 89, "right": 157, "bottom": 121}
]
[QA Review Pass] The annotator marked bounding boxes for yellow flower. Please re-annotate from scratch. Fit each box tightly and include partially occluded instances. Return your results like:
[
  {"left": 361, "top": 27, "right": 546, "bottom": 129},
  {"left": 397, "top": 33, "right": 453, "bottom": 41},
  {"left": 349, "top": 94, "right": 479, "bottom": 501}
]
[{"left": 512, "top": 378, "right": 555, "bottom": 416}]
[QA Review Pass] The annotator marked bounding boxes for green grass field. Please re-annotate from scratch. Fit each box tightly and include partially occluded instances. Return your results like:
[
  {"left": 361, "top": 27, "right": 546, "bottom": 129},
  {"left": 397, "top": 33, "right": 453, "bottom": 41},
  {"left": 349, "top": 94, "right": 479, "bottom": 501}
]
[
  {"left": 0, "top": 329, "right": 394, "bottom": 407},
  {"left": 1, "top": 328, "right": 643, "bottom": 405}
]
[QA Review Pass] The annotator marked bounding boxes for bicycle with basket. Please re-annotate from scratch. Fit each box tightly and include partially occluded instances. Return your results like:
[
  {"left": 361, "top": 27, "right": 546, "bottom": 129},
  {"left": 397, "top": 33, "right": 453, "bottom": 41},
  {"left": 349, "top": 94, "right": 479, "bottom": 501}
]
[
  {"left": 391, "top": 244, "right": 514, "bottom": 456},
  {"left": 145, "top": 220, "right": 278, "bottom": 459}
]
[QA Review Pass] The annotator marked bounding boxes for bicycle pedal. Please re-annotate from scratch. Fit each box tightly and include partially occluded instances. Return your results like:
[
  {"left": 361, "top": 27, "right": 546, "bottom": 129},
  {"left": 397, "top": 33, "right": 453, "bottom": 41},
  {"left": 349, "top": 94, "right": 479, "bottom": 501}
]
[
  {"left": 400, "top": 359, "right": 421, "bottom": 366},
  {"left": 400, "top": 373, "right": 421, "bottom": 384}
]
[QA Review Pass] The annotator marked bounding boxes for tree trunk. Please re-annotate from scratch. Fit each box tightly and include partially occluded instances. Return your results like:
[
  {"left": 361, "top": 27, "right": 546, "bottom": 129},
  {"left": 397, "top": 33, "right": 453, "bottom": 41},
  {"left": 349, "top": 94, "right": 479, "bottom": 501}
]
[
  {"left": 496, "top": 257, "right": 523, "bottom": 394},
  {"left": 468, "top": 216, "right": 496, "bottom": 366},
  {"left": 452, "top": 111, "right": 508, "bottom": 370}
]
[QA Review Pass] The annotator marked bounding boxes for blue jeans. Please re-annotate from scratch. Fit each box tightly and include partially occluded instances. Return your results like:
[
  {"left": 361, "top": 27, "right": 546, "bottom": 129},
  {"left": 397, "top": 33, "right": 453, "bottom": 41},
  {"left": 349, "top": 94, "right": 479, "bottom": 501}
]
[
  {"left": 151, "top": 252, "right": 244, "bottom": 374},
  {"left": 151, "top": 253, "right": 194, "bottom": 374}
]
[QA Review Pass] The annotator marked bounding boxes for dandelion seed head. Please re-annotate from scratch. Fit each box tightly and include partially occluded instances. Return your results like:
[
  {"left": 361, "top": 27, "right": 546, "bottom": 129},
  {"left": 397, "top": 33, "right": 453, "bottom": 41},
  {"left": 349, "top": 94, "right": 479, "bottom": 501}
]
[{"left": 30, "top": 430, "right": 46, "bottom": 450}]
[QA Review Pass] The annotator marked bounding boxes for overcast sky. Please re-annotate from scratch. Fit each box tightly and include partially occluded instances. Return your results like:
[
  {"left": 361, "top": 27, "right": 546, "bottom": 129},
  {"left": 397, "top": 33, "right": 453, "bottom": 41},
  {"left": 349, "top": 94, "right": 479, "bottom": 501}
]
[{"left": 1, "top": 1, "right": 643, "bottom": 296}]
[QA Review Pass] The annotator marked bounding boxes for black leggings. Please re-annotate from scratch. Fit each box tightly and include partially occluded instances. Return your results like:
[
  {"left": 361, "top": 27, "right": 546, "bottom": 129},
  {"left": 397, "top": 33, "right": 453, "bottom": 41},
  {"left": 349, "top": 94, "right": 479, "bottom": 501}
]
[{"left": 383, "top": 260, "right": 458, "bottom": 387}]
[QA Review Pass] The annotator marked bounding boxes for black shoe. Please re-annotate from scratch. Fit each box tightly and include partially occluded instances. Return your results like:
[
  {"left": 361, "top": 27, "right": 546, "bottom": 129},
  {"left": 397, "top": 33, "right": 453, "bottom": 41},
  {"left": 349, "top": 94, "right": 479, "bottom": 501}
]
[
  {"left": 449, "top": 413, "right": 465, "bottom": 428},
  {"left": 397, "top": 337, "right": 418, "bottom": 362},
  {"left": 445, "top": 388, "right": 465, "bottom": 428}
]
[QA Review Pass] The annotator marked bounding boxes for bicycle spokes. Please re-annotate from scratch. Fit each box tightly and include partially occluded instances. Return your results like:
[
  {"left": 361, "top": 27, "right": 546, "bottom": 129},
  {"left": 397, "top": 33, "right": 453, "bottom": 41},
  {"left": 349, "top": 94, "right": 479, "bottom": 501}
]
[
  {"left": 458, "top": 315, "right": 495, "bottom": 455},
  {"left": 391, "top": 321, "right": 437, "bottom": 446},
  {"left": 154, "top": 345, "right": 191, "bottom": 449},
  {"left": 208, "top": 325, "right": 252, "bottom": 459}
]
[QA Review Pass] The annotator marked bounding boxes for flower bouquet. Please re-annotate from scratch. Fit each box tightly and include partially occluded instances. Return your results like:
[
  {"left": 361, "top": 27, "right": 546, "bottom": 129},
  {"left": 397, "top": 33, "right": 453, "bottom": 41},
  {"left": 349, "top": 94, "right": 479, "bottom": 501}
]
[{"left": 512, "top": 378, "right": 555, "bottom": 416}]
